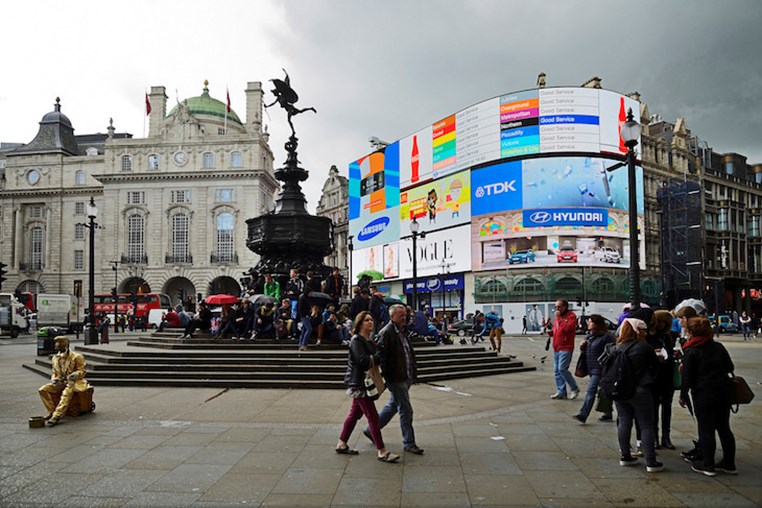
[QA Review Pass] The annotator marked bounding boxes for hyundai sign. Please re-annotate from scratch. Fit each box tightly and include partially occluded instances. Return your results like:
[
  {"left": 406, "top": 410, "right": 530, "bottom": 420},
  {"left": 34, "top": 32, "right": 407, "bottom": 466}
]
[{"left": 523, "top": 208, "right": 608, "bottom": 228}]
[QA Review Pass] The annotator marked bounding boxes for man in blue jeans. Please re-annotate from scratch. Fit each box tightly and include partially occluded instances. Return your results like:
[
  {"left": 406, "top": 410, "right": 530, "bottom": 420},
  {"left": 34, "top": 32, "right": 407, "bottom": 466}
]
[
  {"left": 363, "top": 304, "right": 424, "bottom": 455},
  {"left": 550, "top": 298, "right": 579, "bottom": 399}
]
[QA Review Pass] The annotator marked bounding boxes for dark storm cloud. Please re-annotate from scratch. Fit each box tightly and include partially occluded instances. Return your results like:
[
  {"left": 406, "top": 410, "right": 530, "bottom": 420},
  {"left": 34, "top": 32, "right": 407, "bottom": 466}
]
[{"left": 264, "top": 0, "right": 761, "bottom": 207}]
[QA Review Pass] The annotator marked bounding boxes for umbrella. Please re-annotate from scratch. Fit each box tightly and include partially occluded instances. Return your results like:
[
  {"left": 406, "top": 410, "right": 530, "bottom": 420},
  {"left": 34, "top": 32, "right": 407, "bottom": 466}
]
[
  {"left": 248, "top": 294, "right": 278, "bottom": 306},
  {"left": 204, "top": 294, "right": 240, "bottom": 305},
  {"left": 307, "top": 291, "right": 334, "bottom": 305},
  {"left": 674, "top": 298, "right": 706, "bottom": 315},
  {"left": 383, "top": 295, "right": 404, "bottom": 305}
]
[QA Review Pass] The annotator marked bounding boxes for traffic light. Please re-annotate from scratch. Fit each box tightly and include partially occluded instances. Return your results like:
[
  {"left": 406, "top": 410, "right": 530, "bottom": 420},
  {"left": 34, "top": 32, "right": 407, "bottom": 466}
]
[
  {"left": 0, "top": 261, "right": 7, "bottom": 290},
  {"left": 111, "top": 287, "right": 117, "bottom": 301}
]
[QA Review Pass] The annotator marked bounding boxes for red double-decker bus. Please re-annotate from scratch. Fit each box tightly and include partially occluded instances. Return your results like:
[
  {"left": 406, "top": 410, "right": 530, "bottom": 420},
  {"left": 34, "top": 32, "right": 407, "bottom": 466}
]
[{"left": 93, "top": 293, "right": 171, "bottom": 318}]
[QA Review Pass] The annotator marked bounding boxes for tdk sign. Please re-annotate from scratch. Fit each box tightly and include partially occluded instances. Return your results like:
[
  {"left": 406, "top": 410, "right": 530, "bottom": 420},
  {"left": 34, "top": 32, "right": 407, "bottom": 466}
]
[
  {"left": 523, "top": 208, "right": 608, "bottom": 228},
  {"left": 358, "top": 217, "right": 390, "bottom": 241},
  {"left": 471, "top": 161, "right": 523, "bottom": 216}
]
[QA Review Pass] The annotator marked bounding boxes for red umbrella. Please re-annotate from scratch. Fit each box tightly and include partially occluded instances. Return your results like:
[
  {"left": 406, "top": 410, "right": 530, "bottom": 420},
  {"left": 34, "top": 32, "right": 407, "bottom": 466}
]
[{"left": 204, "top": 294, "right": 240, "bottom": 305}]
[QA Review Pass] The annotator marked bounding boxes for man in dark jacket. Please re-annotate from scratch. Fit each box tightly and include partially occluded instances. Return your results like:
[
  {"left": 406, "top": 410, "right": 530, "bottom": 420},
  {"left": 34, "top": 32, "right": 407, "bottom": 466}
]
[
  {"left": 348, "top": 287, "right": 370, "bottom": 322},
  {"left": 284, "top": 269, "right": 304, "bottom": 321},
  {"left": 324, "top": 267, "right": 345, "bottom": 304},
  {"left": 363, "top": 304, "right": 424, "bottom": 455},
  {"left": 369, "top": 286, "right": 386, "bottom": 331}
]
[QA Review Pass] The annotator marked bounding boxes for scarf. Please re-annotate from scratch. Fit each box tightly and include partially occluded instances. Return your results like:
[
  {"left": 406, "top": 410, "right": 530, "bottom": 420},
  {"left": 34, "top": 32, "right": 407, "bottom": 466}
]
[{"left": 682, "top": 334, "right": 712, "bottom": 350}]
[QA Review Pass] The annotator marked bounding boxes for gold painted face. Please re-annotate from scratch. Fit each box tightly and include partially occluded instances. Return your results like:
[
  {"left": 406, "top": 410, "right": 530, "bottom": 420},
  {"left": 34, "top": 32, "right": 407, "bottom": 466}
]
[{"left": 54, "top": 336, "right": 69, "bottom": 352}]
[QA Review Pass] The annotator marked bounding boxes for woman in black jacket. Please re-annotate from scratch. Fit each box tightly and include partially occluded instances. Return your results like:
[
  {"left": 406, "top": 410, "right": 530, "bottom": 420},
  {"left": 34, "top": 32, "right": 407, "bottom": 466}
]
[
  {"left": 614, "top": 318, "right": 663, "bottom": 473},
  {"left": 573, "top": 314, "right": 615, "bottom": 424},
  {"left": 679, "top": 317, "right": 736, "bottom": 477},
  {"left": 647, "top": 310, "right": 678, "bottom": 449},
  {"left": 335, "top": 311, "right": 400, "bottom": 463}
]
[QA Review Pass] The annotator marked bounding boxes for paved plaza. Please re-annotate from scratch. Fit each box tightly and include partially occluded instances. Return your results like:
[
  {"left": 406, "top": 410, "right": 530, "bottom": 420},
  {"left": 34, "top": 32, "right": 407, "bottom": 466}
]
[{"left": 0, "top": 332, "right": 760, "bottom": 507}]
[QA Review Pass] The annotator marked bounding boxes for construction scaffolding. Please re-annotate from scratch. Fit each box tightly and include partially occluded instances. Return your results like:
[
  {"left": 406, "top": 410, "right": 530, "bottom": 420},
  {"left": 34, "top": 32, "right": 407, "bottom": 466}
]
[{"left": 657, "top": 179, "right": 703, "bottom": 309}]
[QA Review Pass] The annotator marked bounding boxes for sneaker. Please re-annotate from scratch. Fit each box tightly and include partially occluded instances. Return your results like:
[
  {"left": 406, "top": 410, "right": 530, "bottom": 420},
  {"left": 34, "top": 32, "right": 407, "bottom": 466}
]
[
  {"left": 598, "top": 415, "right": 613, "bottom": 422},
  {"left": 569, "top": 390, "right": 580, "bottom": 400},
  {"left": 715, "top": 460, "right": 737, "bottom": 475},
  {"left": 572, "top": 414, "right": 586, "bottom": 425},
  {"left": 404, "top": 445, "right": 425, "bottom": 455},
  {"left": 691, "top": 461, "right": 717, "bottom": 477},
  {"left": 646, "top": 460, "right": 664, "bottom": 473},
  {"left": 550, "top": 392, "right": 567, "bottom": 400},
  {"left": 619, "top": 456, "right": 639, "bottom": 466}
]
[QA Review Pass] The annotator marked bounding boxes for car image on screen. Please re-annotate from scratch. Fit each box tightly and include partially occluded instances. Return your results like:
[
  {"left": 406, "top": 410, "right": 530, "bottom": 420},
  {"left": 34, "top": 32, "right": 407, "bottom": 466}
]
[
  {"left": 557, "top": 246, "right": 578, "bottom": 263},
  {"left": 509, "top": 249, "right": 536, "bottom": 264}
]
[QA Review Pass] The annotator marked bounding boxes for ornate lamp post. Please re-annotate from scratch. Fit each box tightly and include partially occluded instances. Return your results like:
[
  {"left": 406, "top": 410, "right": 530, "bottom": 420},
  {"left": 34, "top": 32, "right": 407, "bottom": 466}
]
[
  {"left": 110, "top": 261, "right": 119, "bottom": 333},
  {"left": 440, "top": 258, "right": 451, "bottom": 330},
  {"left": 85, "top": 198, "right": 99, "bottom": 345},
  {"left": 410, "top": 218, "right": 421, "bottom": 311},
  {"left": 621, "top": 108, "right": 642, "bottom": 308}
]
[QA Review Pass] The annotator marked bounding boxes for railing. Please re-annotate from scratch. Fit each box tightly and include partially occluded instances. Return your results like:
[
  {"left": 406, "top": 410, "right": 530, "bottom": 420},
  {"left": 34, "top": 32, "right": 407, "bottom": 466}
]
[
  {"left": 165, "top": 254, "right": 193, "bottom": 264},
  {"left": 120, "top": 253, "right": 148, "bottom": 265},
  {"left": 19, "top": 262, "right": 44, "bottom": 272},
  {"left": 210, "top": 253, "right": 238, "bottom": 264}
]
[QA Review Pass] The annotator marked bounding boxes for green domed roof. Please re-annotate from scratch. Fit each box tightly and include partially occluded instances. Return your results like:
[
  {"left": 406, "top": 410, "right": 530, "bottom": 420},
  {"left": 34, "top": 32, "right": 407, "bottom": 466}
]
[{"left": 168, "top": 81, "right": 242, "bottom": 125}]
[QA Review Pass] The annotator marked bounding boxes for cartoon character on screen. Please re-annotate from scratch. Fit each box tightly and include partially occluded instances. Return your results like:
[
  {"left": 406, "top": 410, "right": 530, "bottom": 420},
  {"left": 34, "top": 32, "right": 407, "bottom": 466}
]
[
  {"left": 427, "top": 189, "right": 438, "bottom": 224},
  {"left": 447, "top": 178, "right": 464, "bottom": 219}
]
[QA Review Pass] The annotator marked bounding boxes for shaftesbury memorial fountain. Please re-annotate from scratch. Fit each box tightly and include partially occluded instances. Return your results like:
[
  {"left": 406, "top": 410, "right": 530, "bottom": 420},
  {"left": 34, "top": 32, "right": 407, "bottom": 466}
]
[{"left": 246, "top": 71, "right": 333, "bottom": 281}]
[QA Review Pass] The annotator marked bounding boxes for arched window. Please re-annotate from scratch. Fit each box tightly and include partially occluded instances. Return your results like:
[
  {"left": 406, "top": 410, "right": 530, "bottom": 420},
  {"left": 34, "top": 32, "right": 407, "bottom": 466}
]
[
  {"left": 127, "top": 214, "right": 145, "bottom": 263},
  {"left": 514, "top": 277, "right": 545, "bottom": 294},
  {"left": 171, "top": 213, "right": 190, "bottom": 263},
  {"left": 230, "top": 151, "right": 242, "bottom": 168},
  {"left": 592, "top": 277, "right": 615, "bottom": 293},
  {"left": 481, "top": 278, "right": 507, "bottom": 297},
  {"left": 121, "top": 155, "right": 133, "bottom": 171},
  {"left": 555, "top": 277, "right": 581, "bottom": 293},
  {"left": 216, "top": 213, "right": 234, "bottom": 262},
  {"left": 202, "top": 152, "right": 215, "bottom": 169},
  {"left": 75, "top": 170, "right": 85, "bottom": 185}
]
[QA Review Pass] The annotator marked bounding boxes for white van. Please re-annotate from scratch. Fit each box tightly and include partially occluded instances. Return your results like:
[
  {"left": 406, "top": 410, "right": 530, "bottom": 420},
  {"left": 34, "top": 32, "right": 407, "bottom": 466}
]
[{"left": 147, "top": 309, "right": 165, "bottom": 329}]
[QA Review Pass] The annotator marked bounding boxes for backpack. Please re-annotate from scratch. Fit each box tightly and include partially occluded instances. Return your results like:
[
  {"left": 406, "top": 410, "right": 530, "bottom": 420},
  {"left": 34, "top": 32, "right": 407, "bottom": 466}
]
[{"left": 599, "top": 342, "right": 637, "bottom": 401}]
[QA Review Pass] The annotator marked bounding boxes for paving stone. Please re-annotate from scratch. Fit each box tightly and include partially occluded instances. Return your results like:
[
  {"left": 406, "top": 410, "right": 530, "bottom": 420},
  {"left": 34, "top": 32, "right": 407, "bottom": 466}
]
[
  {"left": 197, "top": 472, "right": 280, "bottom": 503},
  {"left": 122, "top": 491, "right": 201, "bottom": 507},
  {"left": 63, "top": 448, "right": 148, "bottom": 474},
  {"left": 146, "top": 463, "right": 233, "bottom": 493},
  {"left": 513, "top": 451, "right": 580, "bottom": 471},
  {"left": 228, "top": 450, "right": 297, "bottom": 475},
  {"left": 459, "top": 452, "right": 522, "bottom": 475},
  {"left": 122, "top": 445, "right": 203, "bottom": 470},
  {"left": 332, "top": 477, "right": 402, "bottom": 506},
  {"left": 399, "top": 491, "right": 472, "bottom": 507},
  {"left": 525, "top": 470, "right": 607, "bottom": 500},
  {"left": 59, "top": 495, "right": 131, "bottom": 507},
  {"left": 81, "top": 468, "right": 171, "bottom": 497},
  {"left": 672, "top": 491, "right": 760, "bottom": 507},
  {"left": 453, "top": 436, "right": 509, "bottom": 454},
  {"left": 1, "top": 471, "right": 104, "bottom": 505},
  {"left": 464, "top": 474, "right": 540, "bottom": 506},
  {"left": 401, "top": 465, "right": 467, "bottom": 493},
  {"left": 592, "top": 478, "right": 684, "bottom": 506},
  {"left": 111, "top": 433, "right": 172, "bottom": 449},
  {"left": 258, "top": 493, "right": 335, "bottom": 506},
  {"left": 502, "top": 433, "right": 559, "bottom": 452},
  {"left": 270, "top": 467, "right": 342, "bottom": 495}
]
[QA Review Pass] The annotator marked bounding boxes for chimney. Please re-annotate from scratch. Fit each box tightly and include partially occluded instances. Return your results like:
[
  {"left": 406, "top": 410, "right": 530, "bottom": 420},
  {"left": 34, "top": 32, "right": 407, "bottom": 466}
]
[
  {"left": 148, "top": 86, "right": 167, "bottom": 138},
  {"left": 245, "top": 81, "right": 264, "bottom": 133}
]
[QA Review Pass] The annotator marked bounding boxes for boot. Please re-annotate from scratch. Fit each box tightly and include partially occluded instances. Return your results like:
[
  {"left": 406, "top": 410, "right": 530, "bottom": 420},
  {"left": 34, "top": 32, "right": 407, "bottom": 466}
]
[{"left": 661, "top": 436, "right": 675, "bottom": 450}]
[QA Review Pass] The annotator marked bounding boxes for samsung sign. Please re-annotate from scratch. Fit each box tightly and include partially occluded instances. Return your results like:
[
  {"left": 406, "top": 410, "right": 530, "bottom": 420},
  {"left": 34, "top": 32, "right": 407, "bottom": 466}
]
[
  {"left": 523, "top": 208, "right": 608, "bottom": 227},
  {"left": 357, "top": 216, "right": 390, "bottom": 242},
  {"left": 471, "top": 160, "right": 523, "bottom": 216}
]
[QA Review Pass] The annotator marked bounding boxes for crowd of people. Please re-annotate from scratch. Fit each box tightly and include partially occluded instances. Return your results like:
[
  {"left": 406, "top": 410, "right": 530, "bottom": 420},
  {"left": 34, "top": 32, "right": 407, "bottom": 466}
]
[{"left": 547, "top": 297, "right": 740, "bottom": 477}]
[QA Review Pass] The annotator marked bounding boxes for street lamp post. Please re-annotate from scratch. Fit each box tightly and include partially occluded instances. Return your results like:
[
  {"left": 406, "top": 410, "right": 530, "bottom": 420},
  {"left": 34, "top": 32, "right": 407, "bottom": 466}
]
[
  {"left": 85, "top": 198, "right": 99, "bottom": 345},
  {"left": 410, "top": 218, "right": 421, "bottom": 311},
  {"left": 110, "top": 261, "right": 119, "bottom": 333},
  {"left": 621, "top": 108, "right": 642, "bottom": 309},
  {"left": 440, "top": 258, "right": 451, "bottom": 330},
  {"left": 347, "top": 235, "right": 354, "bottom": 298}
]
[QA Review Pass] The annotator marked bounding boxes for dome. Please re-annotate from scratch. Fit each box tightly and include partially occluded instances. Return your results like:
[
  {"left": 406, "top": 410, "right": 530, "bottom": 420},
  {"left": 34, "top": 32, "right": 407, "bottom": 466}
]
[
  {"left": 168, "top": 81, "right": 242, "bottom": 125},
  {"left": 40, "top": 97, "right": 73, "bottom": 128}
]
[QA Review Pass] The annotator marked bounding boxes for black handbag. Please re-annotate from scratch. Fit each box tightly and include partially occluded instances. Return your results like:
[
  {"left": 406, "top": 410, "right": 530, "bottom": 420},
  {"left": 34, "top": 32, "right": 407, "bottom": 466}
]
[
  {"left": 574, "top": 353, "right": 588, "bottom": 378},
  {"left": 730, "top": 374, "right": 754, "bottom": 413}
]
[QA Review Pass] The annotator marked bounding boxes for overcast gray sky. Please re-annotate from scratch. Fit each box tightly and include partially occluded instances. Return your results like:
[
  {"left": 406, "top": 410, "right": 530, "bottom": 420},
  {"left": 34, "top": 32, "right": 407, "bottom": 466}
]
[{"left": 2, "top": 0, "right": 760, "bottom": 211}]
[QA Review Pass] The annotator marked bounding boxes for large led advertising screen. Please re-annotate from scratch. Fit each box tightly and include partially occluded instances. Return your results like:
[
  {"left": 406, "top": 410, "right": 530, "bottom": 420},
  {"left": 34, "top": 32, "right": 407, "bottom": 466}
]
[
  {"left": 469, "top": 156, "right": 644, "bottom": 272},
  {"left": 347, "top": 86, "right": 643, "bottom": 283}
]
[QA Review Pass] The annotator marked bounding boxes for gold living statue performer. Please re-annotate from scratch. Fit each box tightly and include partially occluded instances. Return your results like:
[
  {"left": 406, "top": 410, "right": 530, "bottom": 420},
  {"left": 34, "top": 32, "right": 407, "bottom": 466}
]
[{"left": 38, "top": 336, "right": 91, "bottom": 426}]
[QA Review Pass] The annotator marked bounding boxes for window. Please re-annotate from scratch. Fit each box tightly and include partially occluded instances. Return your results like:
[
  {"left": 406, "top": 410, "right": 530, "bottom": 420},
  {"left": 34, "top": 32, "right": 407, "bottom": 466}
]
[
  {"left": 148, "top": 154, "right": 160, "bottom": 170},
  {"left": 172, "top": 214, "right": 189, "bottom": 260},
  {"left": 748, "top": 216, "right": 760, "bottom": 238},
  {"left": 724, "top": 161, "right": 734, "bottom": 176},
  {"left": 121, "top": 155, "right": 133, "bottom": 171},
  {"left": 202, "top": 152, "right": 215, "bottom": 169},
  {"left": 31, "top": 227, "right": 44, "bottom": 268},
  {"left": 29, "top": 206, "right": 43, "bottom": 218},
  {"left": 215, "top": 189, "right": 235, "bottom": 202},
  {"left": 555, "top": 277, "right": 582, "bottom": 293},
  {"left": 127, "top": 191, "right": 145, "bottom": 204},
  {"left": 86, "top": 147, "right": 98, "bottom": 156},
  {"left": 231, "top": 151, "right": 242, "bottom": 168},
  {"left": 75, "top": 202, "right": 85, "bottom": 214},
  {"left": 718, "top": 208, "right": 729, "bottom": 231},
  {"left": 705, "top": 213, "right": 714, "bottom": 231},
  {"left": 171, "top": 190, "right": 191, "bottom": 203},
  {"left": 216, "top": 213, "right": 234, "bottom": 262},
  {"left": 74, "top": 223, "right": 85, "bottom": 240},
  {"left": 74, "top": 250, "right": 84, "bottom": 270},
  {"left": 218, "top": 128, "right": 226, "bottom": 135},
  {"left": 75, "top": 170, "right": 85, "bottom": 185},
  {"left": 127, "top": 215, "right": 145, "bottom": 261}
]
